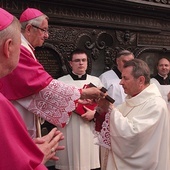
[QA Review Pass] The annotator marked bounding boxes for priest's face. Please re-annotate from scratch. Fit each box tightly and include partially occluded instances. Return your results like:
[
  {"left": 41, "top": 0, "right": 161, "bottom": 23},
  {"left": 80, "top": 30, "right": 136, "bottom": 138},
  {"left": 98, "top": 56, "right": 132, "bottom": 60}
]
[
  {"left": 120, "top": 66, "right": 144, "bottom": 96},
  {"left": 70, "top": 53, "right": 88, "bottom": 75},
  {"left": 157, "top": 58, "right": 170, "bottom": 77}
]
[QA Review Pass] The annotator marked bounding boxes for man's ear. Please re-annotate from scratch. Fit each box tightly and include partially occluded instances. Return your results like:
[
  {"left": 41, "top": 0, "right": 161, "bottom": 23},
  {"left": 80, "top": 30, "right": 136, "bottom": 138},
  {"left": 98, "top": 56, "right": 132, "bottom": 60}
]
[
  {"left": 116, "top": 58, "right": 119, "bottom": 65},
  {"left": 3, "top": 39, "right": 12, "bottom": 59},
  {"left": 69, "top": 61, "right": 72, "bottom": 68},
  {"left": 138, "top": 76, "right": 145, "bottom": 85},
  {"left": 25, "top": 24, "right": 32, "bottom": 33}
]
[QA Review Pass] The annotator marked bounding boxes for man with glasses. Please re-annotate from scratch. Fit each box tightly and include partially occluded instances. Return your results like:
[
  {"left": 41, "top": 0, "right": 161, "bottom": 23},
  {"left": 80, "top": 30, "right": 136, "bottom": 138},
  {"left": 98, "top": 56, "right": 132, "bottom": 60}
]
[
  {"left": 31, "top": 24, "right": 49, "bottom": 34},
  {"left": 0, "top": 8, "right": 104, "bottom": 142},
  {"left": 55, "top": 49, "right": 102, "bottom": 170}
]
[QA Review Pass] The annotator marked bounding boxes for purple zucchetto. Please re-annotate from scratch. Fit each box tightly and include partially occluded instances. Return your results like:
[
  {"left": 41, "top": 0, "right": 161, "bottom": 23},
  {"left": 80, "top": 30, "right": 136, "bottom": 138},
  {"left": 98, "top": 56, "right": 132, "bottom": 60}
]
[
  {"left": 19, "top": 8, "right": 43, "bottom": 22},
  {"left": 0, "top": 8, "right": 14, "bottom": 31}
]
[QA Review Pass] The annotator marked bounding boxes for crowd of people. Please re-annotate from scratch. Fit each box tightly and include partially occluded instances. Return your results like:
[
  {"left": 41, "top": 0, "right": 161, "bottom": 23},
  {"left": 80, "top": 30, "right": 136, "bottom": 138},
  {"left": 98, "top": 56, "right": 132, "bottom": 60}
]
[
  {"left": 0, "top": 7, "right": 170, "bottom": 170},
  {"left": 0, "top": 7, "right": 104, "bottom": 170}
]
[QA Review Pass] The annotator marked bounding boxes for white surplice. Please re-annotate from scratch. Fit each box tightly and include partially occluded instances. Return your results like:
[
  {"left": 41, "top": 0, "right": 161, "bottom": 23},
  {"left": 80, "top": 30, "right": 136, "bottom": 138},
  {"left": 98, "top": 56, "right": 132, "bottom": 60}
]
[
  {"left": 99, "top": 70, "right": 126, "bottom": 107},
  {"left": 55, "top": 74, "right": 103, "bottom": 170},
  {"left": 96, "top": 83, "right": 170, "bottom": 170},
  {"left": 151, "top": 78, "right": 170, "bottom": 110}
]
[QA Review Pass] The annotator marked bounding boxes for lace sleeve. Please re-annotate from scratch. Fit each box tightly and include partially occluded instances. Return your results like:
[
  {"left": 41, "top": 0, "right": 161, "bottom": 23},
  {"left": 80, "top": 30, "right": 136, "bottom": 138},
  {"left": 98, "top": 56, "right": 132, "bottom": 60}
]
[
  {"left": 94, "top": 109, "right": 111, "bottom": 149},
  {"left": 28, "top": 79, "right": 80, "bottom": 128}
]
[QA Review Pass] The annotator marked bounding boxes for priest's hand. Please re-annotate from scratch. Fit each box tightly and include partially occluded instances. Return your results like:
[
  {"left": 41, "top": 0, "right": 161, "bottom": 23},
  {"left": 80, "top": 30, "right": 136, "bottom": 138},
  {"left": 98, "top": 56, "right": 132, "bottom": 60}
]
[{"left": 97, "top": 97, "right": 114, "bottom": 113}]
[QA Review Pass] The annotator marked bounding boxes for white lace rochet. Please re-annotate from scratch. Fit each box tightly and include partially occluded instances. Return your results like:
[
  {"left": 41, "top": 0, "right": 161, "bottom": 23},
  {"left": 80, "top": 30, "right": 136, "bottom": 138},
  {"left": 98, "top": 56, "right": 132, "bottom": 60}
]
[
  {"left": 94, "top": 110, "right": 111, "bottom": 150},
  {"left": 28, "top": 79, "right": 80, "bottom": 127}
]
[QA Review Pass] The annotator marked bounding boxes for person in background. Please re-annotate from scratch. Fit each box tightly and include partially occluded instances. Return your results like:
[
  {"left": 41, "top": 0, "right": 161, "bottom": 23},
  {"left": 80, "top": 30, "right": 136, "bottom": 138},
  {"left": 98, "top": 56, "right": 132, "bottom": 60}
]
[
  {"left": 95, "top": 59, "right": 170, "bottom": 170},
  {"left": 153, "top": 57, "right": 170, "bottom": 85},
  {"left": 0, "top": 8, "right": 104, "bottom": 139},
  {"left": 151, "top": 57, "right": 170, "bottom": 107},
  {"left": 99, "top": 50, "right": 134, "bottom": 106},
  {"left": 0, "top": 7, "right": 64, "bottom": 170},
  {"left": 55, "top": 49, "right": 102, "bottom": 170}
]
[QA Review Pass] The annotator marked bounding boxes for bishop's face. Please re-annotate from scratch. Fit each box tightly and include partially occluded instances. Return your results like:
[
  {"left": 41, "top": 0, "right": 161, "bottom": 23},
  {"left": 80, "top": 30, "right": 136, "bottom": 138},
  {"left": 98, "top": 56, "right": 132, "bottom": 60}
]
[{"left": 29, "top": 18, "right": 49, "bottom": 48}]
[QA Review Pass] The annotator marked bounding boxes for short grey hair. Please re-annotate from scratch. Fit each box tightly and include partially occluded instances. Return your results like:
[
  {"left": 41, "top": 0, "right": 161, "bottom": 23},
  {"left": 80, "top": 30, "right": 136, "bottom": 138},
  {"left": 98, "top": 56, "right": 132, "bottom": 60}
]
[
  {"left": 123, "top": 58, "right": 150, "bottom": 84},
  {"left": 0, "top": 17, "right": 20, "bottom": 46},
  {"left": 117, "top": 50, "right": 134, "bottom": 58}
]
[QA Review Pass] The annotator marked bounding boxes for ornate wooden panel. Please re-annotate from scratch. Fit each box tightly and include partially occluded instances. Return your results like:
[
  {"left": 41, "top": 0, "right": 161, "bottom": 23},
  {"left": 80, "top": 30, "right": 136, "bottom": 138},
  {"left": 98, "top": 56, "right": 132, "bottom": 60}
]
[{"left": 2, "top": 0, "right": 170, "bottom": 77}]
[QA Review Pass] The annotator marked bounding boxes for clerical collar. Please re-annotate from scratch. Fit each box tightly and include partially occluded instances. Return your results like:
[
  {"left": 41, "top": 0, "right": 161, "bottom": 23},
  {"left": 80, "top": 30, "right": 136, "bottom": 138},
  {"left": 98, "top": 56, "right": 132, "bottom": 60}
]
[
  {"left": 113, "top": 67, "right": 121, "bottom": 79},
  {"left": 21, "top": 34, "right": 35, "bottom": 53},
  {"left": 131, "top": 93, "right": 139, "bottom": 97},
  {"left": 70, "top": 72, "right": 87, "bottom": 80},
  {"left": 158, "top": 73, "right": 168, "bottom": 80}
]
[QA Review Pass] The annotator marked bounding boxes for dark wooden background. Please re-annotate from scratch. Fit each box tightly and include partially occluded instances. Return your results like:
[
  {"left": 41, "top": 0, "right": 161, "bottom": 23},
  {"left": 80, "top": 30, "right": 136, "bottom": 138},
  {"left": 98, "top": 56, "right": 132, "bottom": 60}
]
[{"left": 3, "top": 0, "right": 170, "bottom": 77}]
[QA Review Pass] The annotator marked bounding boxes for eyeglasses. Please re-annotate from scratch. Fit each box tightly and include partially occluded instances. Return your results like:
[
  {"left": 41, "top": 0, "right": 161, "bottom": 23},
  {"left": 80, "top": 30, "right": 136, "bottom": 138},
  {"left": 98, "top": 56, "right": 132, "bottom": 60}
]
[
  {"left": 72, "top": 59, "right": 87, "bottom": 63},
  {"left": 31, "top": 25, "right": 49, "bottom": 34}
]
